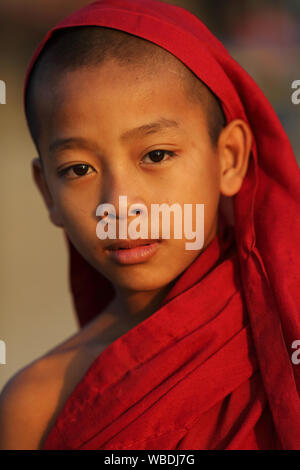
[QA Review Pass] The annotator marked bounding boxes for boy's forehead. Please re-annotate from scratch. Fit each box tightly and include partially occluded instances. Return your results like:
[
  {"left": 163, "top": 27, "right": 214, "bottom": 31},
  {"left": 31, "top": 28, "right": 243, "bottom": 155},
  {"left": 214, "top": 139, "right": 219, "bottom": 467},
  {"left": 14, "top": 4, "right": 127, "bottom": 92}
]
[
  {"left": 29, "top": 47, "right": 217, "bottom": 149},
  {"left": 35, "top": 61, "right": 212, "bottom": 157},
  {"left": 41, "top": 54, "right": 190, "bottom": 92},
  {"left": 36, "top": 59, "right": 199, "bottom": 116}
]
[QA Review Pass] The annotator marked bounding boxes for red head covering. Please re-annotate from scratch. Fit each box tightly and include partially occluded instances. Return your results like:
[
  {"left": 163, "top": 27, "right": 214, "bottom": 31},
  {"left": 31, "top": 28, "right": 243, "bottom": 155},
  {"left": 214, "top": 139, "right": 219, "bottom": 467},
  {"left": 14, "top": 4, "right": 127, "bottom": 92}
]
[{"left": 24, "top": 0, "right": 300, "bottom": 449}]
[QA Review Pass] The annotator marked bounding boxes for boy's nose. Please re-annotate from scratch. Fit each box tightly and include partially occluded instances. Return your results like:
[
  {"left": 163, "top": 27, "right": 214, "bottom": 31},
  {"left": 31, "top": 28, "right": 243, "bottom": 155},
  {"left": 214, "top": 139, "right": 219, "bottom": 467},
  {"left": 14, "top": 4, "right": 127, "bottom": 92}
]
[{"left": 99, "top": 166, "right": 146, "bottom": 221}]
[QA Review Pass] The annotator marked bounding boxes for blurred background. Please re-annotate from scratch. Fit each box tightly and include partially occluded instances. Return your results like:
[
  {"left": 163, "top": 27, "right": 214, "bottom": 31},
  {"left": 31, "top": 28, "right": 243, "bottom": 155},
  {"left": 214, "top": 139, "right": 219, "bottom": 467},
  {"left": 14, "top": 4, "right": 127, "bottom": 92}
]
[{"left": 0, "top": 0, "right": 299, "bottom": 391}]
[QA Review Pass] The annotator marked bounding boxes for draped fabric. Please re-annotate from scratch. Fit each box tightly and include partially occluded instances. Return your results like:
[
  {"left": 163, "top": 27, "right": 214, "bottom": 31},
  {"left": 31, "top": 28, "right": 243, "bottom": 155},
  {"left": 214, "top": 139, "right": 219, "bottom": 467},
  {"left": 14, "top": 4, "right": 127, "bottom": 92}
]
[
  {"left": 42, "top": 224, "right": 280, "bottom": 450},
  {"left": 23, "top": 0, "right": 300, "bottom": 450}
]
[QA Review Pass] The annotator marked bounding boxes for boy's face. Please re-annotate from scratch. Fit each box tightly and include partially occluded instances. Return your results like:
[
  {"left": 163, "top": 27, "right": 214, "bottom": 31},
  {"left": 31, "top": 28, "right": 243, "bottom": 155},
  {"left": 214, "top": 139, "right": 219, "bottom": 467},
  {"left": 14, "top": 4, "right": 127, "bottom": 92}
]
[{"left": 34, "top": 59, "right": 222, "bottom": 294}]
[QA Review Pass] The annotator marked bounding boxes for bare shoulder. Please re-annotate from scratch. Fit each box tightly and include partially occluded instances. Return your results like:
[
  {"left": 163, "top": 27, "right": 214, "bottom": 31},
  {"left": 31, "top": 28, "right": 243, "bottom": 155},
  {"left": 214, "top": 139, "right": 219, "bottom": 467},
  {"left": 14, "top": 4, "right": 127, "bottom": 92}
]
[
  {"left": 0, "top": 352, "right": 64, "bottom": 449},
  {"left": 0, "top": 311, "right": 117, "bottom": 450}
]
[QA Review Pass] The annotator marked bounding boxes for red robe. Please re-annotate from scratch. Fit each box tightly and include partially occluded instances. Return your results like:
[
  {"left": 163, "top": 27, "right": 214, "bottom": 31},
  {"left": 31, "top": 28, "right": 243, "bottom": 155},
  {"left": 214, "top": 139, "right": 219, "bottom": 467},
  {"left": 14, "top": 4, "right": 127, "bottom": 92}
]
[{"left": 23, "top": 0, "right": 300, "bottom": 450}]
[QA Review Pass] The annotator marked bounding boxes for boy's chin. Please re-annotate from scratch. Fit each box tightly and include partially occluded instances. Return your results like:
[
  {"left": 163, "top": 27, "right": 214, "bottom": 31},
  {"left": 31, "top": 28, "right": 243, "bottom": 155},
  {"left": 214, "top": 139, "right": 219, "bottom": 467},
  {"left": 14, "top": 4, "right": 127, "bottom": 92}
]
[{"left": 104, "top": 270, "right": 173, "bottom": 294}]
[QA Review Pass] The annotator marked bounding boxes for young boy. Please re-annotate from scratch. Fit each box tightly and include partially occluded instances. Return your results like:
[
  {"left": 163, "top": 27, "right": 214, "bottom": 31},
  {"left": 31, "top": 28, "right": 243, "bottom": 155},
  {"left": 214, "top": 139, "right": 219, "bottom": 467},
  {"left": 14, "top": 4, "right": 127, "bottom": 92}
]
[{"left": 0, "top": 0, "right": 300, "bottom": 450}]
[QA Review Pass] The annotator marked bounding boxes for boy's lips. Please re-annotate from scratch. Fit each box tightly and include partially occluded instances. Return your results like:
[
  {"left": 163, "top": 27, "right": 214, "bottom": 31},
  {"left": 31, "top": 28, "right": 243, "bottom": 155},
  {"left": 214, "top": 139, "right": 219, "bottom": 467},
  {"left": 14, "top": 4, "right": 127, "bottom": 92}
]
[
  {"left": 104, "top": 239, "right": 162, "bottom": 264},
  {"left": 105, "top": 238, "right": 161, "bottom": 251}
]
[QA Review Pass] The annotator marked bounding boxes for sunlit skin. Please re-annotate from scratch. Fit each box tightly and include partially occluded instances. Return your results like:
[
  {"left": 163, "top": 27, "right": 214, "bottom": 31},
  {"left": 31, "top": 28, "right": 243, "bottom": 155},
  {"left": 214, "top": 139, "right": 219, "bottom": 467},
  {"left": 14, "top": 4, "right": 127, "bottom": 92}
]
[{"left": 32, "top": 59, "right": 252, "bottom": 323}]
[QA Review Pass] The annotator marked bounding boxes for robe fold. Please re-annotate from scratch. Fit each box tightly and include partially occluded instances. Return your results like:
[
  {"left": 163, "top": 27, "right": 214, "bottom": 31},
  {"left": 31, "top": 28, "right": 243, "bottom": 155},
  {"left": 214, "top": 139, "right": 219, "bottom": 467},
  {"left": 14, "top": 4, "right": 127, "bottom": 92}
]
[
  {"left": 41, "top": 225, "right": 280, "bottom": 450},
  {"left": 23, "top": 0, "right": 300, "bottom": 450}
]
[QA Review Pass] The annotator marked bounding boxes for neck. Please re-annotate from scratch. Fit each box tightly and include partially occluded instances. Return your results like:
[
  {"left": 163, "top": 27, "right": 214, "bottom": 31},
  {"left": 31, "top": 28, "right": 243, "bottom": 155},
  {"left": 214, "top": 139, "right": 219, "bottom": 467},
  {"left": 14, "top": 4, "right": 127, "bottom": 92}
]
[
  {"left": 110, "top": 281, "right": 176, "bottom": 324},
  {"left": 109, "top": 215, "right": 221, "bottom": 324}
]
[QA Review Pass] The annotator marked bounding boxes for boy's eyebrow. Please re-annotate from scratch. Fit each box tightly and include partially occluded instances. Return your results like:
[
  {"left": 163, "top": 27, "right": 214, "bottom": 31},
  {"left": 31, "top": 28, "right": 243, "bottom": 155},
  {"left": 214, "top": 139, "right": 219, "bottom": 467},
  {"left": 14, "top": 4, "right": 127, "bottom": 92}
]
[
  {"left": 48, "top": 118, "right": 180, "bottom": 156},
  {"left": 119, "top": 118, "right": 180, "bottom": 141},
  {"left": 49, "top": 137, "right": 99, "bottom": 156}
]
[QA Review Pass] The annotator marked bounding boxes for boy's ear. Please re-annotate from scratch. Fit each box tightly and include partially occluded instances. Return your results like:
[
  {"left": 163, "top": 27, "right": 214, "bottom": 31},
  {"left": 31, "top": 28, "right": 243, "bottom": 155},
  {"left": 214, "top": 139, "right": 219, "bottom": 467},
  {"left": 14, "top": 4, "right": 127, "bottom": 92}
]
[
  {"left": 31, "top": 157, "right": 64, "bottom": 228},
  {"left": 218, "top": 119, "right": 252, "bottom": 197}
]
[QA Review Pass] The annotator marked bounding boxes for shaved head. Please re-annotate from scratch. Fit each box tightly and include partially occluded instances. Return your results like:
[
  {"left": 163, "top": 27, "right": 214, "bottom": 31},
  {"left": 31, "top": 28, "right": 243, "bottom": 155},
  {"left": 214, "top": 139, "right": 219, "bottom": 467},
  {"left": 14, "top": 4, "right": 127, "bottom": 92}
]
[{"left": 25, "top": 26, "right": 226, "bottom": 153}]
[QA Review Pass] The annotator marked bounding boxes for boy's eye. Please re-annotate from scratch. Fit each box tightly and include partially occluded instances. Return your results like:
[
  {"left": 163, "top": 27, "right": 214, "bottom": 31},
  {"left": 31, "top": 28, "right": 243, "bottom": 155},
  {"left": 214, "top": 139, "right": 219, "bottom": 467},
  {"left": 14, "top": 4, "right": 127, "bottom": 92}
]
[
  {"left": 142, "top": 150, "right": 176, "bottom": 164},
  {"left": 58, "top": 163, "right": 95, "bottom": 179},
  {"left": 57, "top": 150, "right": 176, "bottom": 179}
]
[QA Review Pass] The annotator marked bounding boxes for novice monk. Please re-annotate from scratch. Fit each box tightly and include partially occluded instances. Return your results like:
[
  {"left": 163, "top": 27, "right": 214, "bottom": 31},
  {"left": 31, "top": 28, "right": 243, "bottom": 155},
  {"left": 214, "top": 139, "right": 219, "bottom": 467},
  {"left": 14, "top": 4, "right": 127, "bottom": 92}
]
[{"left": 1, "top": 0, "right": 300, "bottom": 450}]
